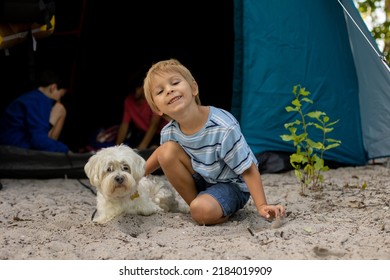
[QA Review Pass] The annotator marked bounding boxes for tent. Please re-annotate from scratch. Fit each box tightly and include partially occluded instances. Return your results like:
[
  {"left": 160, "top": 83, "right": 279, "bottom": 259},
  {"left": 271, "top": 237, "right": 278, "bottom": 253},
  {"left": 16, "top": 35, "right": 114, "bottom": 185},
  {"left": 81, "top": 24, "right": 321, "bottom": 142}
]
[
  {"left": 232, "top": 0, "right": 390, "bottom": 166},
  {"left": 1, "top": 0, "right": 389, "bottom": 179}
]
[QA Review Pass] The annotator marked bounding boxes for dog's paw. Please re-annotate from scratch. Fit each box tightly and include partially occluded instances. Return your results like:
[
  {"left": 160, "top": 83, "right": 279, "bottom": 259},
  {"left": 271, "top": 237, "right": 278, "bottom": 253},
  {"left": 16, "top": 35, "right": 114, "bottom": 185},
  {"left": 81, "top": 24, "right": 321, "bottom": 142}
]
[
  {"left": 91, "top": 211, "right": 115, "bottom": 224},
  {"left": 176, "top": 200, "right": 190, "bottom": 214}
]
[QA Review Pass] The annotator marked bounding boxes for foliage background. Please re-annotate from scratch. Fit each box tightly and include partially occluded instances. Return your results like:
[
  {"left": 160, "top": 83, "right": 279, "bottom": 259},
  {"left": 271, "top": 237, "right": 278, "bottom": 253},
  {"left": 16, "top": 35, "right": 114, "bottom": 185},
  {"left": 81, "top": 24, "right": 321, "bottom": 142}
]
[{"left": 355, "top": 0, "right": 390, "bottom": 63}]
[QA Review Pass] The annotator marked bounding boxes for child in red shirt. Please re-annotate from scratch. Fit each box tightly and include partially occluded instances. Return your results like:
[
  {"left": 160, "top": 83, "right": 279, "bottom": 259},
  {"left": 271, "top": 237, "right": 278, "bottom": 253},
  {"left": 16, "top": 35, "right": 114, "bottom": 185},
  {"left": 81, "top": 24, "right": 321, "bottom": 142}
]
[{"left": 116, "top": 69, "right": 167, "bottom": 149}]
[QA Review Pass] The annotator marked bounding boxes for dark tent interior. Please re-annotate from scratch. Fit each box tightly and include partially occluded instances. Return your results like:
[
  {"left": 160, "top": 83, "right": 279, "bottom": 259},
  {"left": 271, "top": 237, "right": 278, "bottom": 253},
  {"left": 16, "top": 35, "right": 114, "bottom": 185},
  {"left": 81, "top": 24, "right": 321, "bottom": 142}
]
[{"left": 0, "top": 0, "right": 234, "bottom": 152}]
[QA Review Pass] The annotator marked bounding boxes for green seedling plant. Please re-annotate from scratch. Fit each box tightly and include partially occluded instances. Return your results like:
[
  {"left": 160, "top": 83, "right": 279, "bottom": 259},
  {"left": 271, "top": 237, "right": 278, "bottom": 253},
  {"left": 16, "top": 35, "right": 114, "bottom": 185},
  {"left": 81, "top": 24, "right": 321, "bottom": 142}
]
[{"left": 281, "top": 85, "right": 341, "bottom": 195}]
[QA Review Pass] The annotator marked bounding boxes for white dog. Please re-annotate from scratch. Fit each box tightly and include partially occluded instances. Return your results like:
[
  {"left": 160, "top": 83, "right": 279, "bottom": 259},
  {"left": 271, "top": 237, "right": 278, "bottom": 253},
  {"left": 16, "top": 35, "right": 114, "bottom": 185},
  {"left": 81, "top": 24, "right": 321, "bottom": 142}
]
[{"left": 84, "top": 144, "right": 188, "bottom": 224}]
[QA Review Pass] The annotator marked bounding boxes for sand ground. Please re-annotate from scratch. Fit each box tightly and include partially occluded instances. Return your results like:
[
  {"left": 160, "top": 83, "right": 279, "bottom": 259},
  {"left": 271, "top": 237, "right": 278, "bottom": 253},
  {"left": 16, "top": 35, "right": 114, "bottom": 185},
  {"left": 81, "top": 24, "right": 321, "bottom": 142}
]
[{"left": 0, "top": 163, "right": 389, "bottom": 260}]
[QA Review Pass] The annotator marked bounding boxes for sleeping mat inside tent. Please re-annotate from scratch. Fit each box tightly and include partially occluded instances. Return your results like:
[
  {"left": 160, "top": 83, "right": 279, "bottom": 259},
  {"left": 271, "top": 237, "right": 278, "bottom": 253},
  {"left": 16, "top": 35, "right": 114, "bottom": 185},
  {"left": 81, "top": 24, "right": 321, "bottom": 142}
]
[
  {"left": 0, "top": 145, "right": 92, "bottom": 179},
  {"left": 0, "top": 145, "right": 158, "bottom": 179}
]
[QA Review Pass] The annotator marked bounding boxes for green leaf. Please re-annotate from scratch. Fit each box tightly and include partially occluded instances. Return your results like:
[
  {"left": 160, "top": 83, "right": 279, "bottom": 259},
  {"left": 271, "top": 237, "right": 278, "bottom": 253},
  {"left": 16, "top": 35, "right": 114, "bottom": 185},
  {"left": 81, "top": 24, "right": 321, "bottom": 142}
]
[
  {"left": 280, "top": 135, "right": 293, "bottom": 141},
  {"left": 301, "top": 156, "right": 309, "bottom": 164},
  {"left": 290, "top": 153, "right": 304, "bottom": 163},
  {"left": 306, "top": 139, "right": 324, "bottom": 150},
  {"left": 306, "top": 146, "right": 313, "bottom": 156},
  {"left": 285, "top": 106, "right": 298, "bottom": 112},
  {"left": 299, "top": 87, "right": 310, "bottom": 96},
  {"left": 321, "top": 166, "right": 329, "bottom": 172},
  {"left": 292, "top": 85, "right": 299, "bottom": 94},
  {"left": 324, "top": 143, "right": 341, "bottom": 150},
  {"left": 284, "top": 120, "right": 301, "bottom": 128},
  {"left": 324, "top": 127, "right": 334, "bottom": 133},
  {"left": 312, "top": 123, "right": 325, "bottom": 130},
  {"left": 294, "top": 169, "right": 302, "bottom": 180},
  {"left": 304, "top": 164, "right": 314, "bottom": 176},
  {"left": 326, "top": 138, "right": 342, "bottom": 143},
  {"left": 288, "top": 127, "right": 297, "bottom": 134},
  {"left": 326, "top": 120, "right": 340, "bottom": 126},
  {"left": 301, "top": 97, "right": 313, "bottom": 104},
  {"left": 313, "top": 157, "right": 325, "bottom": 170},
  {"left": 292, "top": 99, "right": 301, "bottom": 107},
  {"left": 306, "top": 111, "right": 325, "bottom": 120}
]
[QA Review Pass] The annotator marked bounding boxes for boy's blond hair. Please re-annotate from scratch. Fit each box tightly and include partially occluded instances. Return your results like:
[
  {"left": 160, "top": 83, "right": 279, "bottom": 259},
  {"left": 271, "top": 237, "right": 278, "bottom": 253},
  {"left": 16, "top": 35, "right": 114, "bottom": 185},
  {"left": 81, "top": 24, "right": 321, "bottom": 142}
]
[{"left": 143, "top": 59, "right": 201, "bottom": 113}]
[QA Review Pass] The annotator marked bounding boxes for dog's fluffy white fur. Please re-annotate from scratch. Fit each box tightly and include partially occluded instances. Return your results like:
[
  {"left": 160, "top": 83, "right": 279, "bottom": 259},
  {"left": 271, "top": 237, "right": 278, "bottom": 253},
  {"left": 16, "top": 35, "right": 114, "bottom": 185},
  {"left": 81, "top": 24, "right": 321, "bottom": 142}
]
[{"left": 84, "top": 144, "right": 188, "bottom": 224}]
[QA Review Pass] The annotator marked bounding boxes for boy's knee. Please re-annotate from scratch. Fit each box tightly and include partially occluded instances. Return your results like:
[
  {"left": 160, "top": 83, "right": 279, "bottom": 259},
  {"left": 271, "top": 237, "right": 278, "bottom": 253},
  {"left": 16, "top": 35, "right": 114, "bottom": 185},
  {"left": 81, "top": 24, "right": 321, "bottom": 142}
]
[
  {"left": 190, "top": 200, "right": 207, "bottom": 225},
  {"left": 190, "top": 197, "right": 223, "bottom": 225},
  {"left": 158, "top": 141, "right": 184, "bottom": 164}
]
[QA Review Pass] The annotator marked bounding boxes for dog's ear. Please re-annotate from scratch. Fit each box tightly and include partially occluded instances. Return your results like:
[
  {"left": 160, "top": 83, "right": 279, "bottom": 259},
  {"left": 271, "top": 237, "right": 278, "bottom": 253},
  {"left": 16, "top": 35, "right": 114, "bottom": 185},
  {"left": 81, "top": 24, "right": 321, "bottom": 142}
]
[
  {"left": 84, "top": 154, "right": 102, "bottom": 187},
  {"left": 128, "top": 150, "right": 146, "bottom": 182}
]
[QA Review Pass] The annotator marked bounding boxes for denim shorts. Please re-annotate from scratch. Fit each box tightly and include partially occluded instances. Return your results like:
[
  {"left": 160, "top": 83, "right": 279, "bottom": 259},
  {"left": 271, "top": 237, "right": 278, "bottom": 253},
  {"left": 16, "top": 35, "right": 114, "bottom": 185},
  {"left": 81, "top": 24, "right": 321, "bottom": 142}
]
[{"left": 192, "top": 173, "right": 250, "bottom": 217}]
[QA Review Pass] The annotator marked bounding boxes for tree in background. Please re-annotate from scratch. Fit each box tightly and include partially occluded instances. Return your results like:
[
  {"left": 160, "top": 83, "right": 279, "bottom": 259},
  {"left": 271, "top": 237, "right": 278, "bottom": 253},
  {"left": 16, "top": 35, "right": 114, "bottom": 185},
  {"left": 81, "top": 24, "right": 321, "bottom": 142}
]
[{"left": 355, "top": 0, "right": 390, "bottom": 63}]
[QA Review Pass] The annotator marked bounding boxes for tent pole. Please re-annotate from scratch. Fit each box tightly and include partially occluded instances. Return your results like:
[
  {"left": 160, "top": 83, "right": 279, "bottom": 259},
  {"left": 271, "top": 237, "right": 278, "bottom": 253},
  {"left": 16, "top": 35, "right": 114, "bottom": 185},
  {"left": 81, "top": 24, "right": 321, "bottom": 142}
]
[{"left": 337, "top": 0, "right": 390, "bottom": 73}]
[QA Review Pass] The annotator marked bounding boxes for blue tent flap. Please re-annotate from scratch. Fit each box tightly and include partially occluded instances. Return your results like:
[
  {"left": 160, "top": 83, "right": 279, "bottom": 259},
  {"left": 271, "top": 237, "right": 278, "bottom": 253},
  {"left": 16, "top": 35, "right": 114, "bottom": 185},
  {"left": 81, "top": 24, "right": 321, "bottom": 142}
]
[{"left": 233, "top": 0, "right": 390, "bottom": 166}]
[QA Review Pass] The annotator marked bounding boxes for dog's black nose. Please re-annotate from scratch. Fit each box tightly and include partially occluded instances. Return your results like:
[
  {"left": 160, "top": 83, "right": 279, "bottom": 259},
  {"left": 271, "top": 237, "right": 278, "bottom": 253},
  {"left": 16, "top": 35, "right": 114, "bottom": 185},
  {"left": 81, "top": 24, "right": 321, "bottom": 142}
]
[{"left": 115, "top": 175, "right": 124, "bottom": 184}]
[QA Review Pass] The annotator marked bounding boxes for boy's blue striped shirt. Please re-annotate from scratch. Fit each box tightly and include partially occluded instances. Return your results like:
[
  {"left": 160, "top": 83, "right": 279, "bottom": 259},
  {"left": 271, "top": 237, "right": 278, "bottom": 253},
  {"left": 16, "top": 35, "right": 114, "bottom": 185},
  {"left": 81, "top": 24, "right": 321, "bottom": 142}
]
[{"left": 160, "top": 106, "right": 258, "bottom": 192}]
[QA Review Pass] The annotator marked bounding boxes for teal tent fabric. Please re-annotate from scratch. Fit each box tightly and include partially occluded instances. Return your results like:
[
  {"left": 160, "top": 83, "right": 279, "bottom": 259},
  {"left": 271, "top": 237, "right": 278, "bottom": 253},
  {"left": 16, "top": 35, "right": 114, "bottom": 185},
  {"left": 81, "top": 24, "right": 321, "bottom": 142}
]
[
  {"left": 233, "top": 0, "right": 389, "bottom": 165},
  {"left": 341, "top": 0, "right": 390, "bottom": 160}
]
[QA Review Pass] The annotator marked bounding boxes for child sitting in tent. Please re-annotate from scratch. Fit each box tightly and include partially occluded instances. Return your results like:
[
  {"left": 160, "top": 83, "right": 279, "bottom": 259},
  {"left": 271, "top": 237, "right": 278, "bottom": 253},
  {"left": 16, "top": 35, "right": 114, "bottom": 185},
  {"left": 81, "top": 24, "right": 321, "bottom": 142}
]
[
  {"left": 0, "top": 69, "right": 70, "bottom": 153},
  {"left": 115, "top": 67, "right": 167, "bottom": 150}
]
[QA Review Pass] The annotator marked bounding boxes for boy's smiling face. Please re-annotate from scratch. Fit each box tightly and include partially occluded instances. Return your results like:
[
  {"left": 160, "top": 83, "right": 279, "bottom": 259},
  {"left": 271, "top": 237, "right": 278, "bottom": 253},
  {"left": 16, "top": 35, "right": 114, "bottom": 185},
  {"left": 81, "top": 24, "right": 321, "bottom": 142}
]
[{"left": 150, "top": 72, "right": 198, "bottom": 118}]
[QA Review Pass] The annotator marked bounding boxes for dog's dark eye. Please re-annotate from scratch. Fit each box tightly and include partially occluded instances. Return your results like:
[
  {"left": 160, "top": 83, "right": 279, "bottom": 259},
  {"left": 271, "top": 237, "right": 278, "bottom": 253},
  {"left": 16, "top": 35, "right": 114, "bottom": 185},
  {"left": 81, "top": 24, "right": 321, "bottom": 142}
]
[
  {"left": 122, "top": 164, "right": 130, "bottom": 172},
  {"left": 106, "top": 166, "right": 113, "bottom": 172}
]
